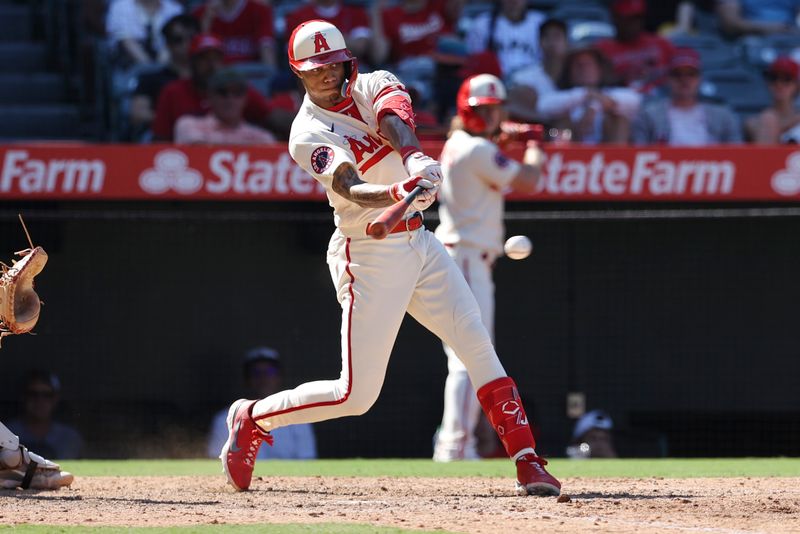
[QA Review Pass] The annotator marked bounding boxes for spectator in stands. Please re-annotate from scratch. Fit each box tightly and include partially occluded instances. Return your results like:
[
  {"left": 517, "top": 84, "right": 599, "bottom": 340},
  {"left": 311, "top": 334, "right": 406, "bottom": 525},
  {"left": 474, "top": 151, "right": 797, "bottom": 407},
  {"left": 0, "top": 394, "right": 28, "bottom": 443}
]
[
  {"left": 7, "top": 371, "right": 84, "bottom": 460},
  {"left": 465, "top": 0, "right": 547, "bottom": 80},
  {"left": 716, "top": 0, "right": 800, "bottom": 37},
  {"left": 152, "top": 34, "right": 276, "bottom": 141},
  {"left": 566, "top": 410, "right": 617, "bottom": 459},
  {"left": 175, "top": 67, "right": 277, "bottom": 144},
  {"left": 595, "top": 0, "right": 676, "bottom": 91},
  {"left": 506, "top": 18, "right": 569, "bottom": 122},
  {"left": 372, "top": 0, "right": 463, "bottom": 116},
  {"left": 192, "top": 0, "right": 276, "bottom": 66},
  {"left": 129, "top": 14, "right": 200, "bottom": 140},
  {"left": 746, "top": 57, "right": 800, "bottom": 143},
  {"left": 633, "top": 48, "right": 743, "bottom": 145},
  {"left": 207, "top": 347, "right": 317, "bottom": 460},
  {"left": 285, "top": 0, "right": 371, "bottom": 61},
  {"left": 106, "top": 0, "right": 185, "bottom": 67},
  {"left": 537, "top": 47, "right": 641, "bottom": 144}
]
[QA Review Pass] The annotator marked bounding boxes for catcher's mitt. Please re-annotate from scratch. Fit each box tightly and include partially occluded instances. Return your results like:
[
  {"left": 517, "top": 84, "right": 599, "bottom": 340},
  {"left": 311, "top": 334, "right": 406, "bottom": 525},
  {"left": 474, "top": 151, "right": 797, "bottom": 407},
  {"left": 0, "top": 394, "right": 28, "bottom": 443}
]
[{"left": 0, "top": 246, "right": 47, "bottom": 346}]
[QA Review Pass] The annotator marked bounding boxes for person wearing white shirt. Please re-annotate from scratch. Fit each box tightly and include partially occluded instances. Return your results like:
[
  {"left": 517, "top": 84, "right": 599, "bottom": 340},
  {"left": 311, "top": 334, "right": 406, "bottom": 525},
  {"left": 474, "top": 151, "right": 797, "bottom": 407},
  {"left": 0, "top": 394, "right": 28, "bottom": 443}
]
[
  {"left": 632, "top": 48, "right": 742, "bottom": 145},
  {"left": 466, "top": 0, "right": 546, "bottom": 79},
  {"left": 106, "top": 0, "right": 184, "bottom": 65},
  {"left": 507, "top": 18, "right": 569, "bottom": 122},
  {"left": 208, "top": 347, "right": 317, "bottom": 460},
  {"left": 537, "top": 46, "right": 641, "bottom": 144}
]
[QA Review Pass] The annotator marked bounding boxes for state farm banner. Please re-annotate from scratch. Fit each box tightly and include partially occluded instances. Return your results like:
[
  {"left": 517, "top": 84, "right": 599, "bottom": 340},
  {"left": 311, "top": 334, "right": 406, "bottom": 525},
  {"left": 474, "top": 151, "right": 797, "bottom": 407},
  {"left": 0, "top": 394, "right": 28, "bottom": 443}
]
[{"left": 2, "top": 143, "right": 800, "bottom": 201}]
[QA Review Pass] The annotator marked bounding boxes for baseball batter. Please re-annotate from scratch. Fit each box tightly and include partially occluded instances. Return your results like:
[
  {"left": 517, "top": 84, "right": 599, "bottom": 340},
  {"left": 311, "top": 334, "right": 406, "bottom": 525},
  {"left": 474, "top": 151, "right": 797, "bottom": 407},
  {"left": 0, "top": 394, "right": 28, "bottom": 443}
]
[
  {"left": 220, "top": 20, "right": 560, "bottom": 497},
  {"left": 433, "top": 74, "right": 544, "bottom": 462}
]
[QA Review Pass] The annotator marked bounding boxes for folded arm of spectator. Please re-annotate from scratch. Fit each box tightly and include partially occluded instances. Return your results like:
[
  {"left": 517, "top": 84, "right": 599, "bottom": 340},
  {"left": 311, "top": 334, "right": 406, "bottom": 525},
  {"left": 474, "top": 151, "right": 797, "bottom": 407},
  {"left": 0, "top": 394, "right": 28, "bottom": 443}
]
[
  {"left": 536, "top": 87, "right": 589, "bottom": 121},
  {"left": 603, "top": 87, "right": 642, "bottom": 120}
]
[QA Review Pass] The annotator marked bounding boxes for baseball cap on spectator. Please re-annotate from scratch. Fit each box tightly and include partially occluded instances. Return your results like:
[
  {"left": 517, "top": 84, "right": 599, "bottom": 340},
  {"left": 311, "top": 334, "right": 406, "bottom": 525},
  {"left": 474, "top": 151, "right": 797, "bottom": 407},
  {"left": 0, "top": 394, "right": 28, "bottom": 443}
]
[
  {"left": 765, "top": 56, "right": 800, "bottom": 80},
  {"left": 612, "top": 0, "right": 646, "bottom": 17},
  {"left": 209, "top": 67, "right": 247, "bottom": 92},
  {"left": 190, "top": 33, "right": 224, "bottom": 57},
  {"left": 669, "top": 47, "right": 701, "bottom": 72},
  {"left": 572, "top": 410, "right": 614, "bottom": 441}
]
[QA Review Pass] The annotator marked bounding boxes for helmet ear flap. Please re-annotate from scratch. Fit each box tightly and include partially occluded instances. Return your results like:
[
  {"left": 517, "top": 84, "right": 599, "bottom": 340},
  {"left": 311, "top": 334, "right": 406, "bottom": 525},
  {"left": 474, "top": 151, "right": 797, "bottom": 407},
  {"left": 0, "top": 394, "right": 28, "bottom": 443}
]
[{"left": 463, "top": 109, "right": 486, "bottom": 133}]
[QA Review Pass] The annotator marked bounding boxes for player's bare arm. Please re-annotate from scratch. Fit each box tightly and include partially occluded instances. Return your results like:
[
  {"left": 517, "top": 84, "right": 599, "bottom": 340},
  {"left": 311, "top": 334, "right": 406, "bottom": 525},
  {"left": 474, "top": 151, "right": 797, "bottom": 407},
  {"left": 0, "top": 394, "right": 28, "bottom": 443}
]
[
  {"left": 510, "top": 144, "right": 544, "bottom": 194},
  {"left": 331, "top": 162, "right": 395, "bottom": 208},
  {"left": 379, "top": 114, "right": 421, "bottom": 153}
]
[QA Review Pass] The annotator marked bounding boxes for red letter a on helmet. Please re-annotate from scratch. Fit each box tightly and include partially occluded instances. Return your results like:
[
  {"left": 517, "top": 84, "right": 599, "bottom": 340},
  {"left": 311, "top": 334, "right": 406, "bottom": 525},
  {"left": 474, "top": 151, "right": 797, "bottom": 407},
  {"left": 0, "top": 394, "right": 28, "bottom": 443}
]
[{"left": 313, "top": 32, "right": 331, "bottom": 53}]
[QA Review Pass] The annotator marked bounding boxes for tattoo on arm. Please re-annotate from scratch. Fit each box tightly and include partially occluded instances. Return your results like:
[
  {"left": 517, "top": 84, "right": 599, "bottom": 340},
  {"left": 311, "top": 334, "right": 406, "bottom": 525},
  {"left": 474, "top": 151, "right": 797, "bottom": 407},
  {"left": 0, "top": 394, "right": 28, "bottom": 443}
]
[
  {"left": 332, "top": 163, "right": 395, "bottom": 208},
  {"left": 380, "top": 114, "right": 421, "bottom": 152}
]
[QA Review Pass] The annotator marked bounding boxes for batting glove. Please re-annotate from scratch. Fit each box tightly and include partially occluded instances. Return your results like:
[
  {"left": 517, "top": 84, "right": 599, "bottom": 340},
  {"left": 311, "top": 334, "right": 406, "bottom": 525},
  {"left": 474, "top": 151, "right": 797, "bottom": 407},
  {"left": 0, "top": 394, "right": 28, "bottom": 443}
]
[
  {"left": 389, "top": 176, "right": 438, "bottom": 211},
  {"left": 402, "top": 150, "right": 442, "bottom": 186}
]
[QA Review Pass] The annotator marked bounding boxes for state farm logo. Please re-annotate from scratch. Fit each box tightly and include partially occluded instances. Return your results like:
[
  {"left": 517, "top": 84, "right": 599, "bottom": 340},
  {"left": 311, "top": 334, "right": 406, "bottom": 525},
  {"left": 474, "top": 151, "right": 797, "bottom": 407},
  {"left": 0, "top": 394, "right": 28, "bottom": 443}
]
[
  {"left": 770, "top": 152, "right": 800, "bottom": 196},
  {"left": 139, "top": 150, "right": 203, "bottom": 194}
]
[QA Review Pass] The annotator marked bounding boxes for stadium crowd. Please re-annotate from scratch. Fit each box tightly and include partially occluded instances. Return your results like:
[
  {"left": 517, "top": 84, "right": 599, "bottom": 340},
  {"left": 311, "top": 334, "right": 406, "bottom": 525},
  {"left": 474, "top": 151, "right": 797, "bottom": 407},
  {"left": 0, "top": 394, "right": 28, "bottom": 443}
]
[{"left": 71, "top": 0, "right": 800, "bottom": 145}]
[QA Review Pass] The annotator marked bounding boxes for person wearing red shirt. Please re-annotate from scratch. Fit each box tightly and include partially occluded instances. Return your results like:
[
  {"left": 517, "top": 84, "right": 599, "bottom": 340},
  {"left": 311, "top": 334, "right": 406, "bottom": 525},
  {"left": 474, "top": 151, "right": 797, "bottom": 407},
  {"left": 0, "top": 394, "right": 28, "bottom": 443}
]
[
  {"left": 193, "top": 0, "right": 275, "bottom": 66},
  {"left": 594, "top": 0, "right": 675, "bottom": 91},
  {"left": 285, "top": 0, "right": 371, "bottom": 60},
  {"left": 374, "top": 0, "right": 459, "bottom": 64},
  {"left": 152, "top": 34, "right": 273, "bottom": 141}
]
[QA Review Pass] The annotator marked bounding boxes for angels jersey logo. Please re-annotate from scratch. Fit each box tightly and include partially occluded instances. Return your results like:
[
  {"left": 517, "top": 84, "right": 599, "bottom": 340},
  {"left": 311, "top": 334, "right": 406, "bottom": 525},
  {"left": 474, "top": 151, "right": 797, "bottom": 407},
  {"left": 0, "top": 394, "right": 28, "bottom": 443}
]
[
  {"left": 494, "top": 151, "right": 510, "bottom": 169},
  {"left": 314, "top": 32, "right": 331, "bottom": 53},
  {"left": 311, "top": 146, "right": 335, "bottom": 174}
]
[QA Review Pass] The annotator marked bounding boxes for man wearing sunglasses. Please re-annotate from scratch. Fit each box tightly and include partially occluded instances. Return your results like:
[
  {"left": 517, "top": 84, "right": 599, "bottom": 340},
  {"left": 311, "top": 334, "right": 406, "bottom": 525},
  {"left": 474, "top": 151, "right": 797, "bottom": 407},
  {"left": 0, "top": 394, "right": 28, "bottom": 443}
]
[
  {"left": 633, "top": 47, "right": 742, "bottom": 145},
  {"left": 130, "top": 14, "right": 200, "bottom": 140},
  {"left": 175, "top": 67, "right": 277, "bottom": 144}
]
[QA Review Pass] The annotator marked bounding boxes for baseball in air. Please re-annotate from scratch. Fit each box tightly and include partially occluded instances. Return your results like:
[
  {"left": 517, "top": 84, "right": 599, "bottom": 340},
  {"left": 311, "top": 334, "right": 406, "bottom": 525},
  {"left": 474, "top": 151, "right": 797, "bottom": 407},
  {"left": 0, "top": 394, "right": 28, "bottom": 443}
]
[{"left": 504, "top": 235, "right": 532, "bottom": 260}]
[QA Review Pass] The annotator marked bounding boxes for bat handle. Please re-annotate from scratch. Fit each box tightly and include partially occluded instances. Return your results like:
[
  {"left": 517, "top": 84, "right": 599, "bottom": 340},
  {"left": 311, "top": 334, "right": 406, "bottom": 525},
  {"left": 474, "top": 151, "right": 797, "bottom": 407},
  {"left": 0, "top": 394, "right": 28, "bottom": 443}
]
[{"left": 366, "top": 185, "right": 426, "bottom": 239}]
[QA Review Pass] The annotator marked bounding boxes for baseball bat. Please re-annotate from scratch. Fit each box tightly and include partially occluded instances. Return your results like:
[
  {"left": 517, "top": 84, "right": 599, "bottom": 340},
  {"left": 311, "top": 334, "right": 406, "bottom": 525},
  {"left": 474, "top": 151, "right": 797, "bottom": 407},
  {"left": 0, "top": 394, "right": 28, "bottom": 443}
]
[{"left": 366, "top": 185, "right": 426, "bottom": 240}]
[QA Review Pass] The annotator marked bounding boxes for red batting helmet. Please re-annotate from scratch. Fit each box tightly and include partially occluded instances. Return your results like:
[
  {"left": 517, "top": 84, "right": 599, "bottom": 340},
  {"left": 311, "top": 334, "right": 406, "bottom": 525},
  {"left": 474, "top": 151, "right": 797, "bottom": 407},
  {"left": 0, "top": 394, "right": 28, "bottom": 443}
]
[
  {"left": 457, "top": 74, "right": 507, "bottom": 133},
  {"left": 288, "top": 19, "right": 358, "bottom": 98}
]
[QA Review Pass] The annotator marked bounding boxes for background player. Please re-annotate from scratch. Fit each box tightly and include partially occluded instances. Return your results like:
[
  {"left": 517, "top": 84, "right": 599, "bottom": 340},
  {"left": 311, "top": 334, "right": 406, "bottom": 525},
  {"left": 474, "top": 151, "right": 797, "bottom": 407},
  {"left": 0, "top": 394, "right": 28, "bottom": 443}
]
[
  {"left": 220, "top": 20, "right": 560, "bottom": 497},
  {"left": 433, "top": 74, "right": 544, "bottom": 462},
  {"left": 0, "top": 420, "right": 73, "bottom": 490}
]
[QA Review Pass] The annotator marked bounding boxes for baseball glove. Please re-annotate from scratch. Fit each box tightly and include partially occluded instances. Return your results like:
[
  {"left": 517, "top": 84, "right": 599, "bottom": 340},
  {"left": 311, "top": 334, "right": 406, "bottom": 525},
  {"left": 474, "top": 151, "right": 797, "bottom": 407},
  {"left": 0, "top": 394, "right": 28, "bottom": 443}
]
[{"left": 0, "top": 246, "right": 47, "bottom": 346}]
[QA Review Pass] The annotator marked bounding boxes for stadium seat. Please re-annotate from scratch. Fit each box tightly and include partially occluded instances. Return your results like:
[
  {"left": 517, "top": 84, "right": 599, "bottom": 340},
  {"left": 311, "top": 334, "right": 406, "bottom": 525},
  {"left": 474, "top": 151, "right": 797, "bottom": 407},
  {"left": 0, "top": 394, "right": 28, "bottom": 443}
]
[
  {"left": 739, "top": 34, "right": 800, "bottom": 69},
  {"left": 700, "top": 66, "right": 772, "bottom": 115},
  {"left": 551, "top": 4, "right": 611, "bottom": 24},
  {"left": 669, "top": 33, "right": 738, "bottom": 69}
]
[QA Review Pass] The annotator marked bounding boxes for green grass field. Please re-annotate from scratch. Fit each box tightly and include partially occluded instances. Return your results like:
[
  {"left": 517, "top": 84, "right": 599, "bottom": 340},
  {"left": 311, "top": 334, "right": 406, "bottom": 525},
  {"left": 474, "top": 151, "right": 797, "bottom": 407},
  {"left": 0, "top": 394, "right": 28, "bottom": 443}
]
[
  {"left": 56, "top": 457, "right": 800, "bottom": 479},
  {"left": 4, "top": 458, "right": 799, "bottom": 534}
]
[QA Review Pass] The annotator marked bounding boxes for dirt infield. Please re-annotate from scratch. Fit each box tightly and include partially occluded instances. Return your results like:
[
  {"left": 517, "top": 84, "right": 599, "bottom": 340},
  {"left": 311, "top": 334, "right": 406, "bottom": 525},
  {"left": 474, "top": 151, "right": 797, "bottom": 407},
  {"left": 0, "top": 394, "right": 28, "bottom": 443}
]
[{"left": 2, "top": 476, "right": 799, "bottom": 533}]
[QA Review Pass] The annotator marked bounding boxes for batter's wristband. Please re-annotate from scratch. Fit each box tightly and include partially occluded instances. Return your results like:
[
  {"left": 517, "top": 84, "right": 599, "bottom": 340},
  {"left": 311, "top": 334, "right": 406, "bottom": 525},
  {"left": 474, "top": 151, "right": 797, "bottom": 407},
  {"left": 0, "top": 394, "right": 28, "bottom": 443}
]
[{"left": 400, "top": 146, "right": 421, "bottom": 164}]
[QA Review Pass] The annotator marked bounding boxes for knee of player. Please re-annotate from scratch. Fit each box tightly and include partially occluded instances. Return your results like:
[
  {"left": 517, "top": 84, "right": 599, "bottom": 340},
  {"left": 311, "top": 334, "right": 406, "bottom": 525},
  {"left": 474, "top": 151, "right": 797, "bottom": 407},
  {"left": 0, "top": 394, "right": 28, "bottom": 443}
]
[{"left": 341, "top": 388, "right": 380, "bottom": 416}]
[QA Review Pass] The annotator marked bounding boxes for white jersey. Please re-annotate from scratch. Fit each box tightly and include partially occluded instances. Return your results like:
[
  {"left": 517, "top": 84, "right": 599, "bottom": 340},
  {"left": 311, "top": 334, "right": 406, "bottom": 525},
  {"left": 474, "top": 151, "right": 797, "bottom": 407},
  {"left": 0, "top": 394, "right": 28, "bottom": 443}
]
[
  {"left": 435, "top": 130, "right": 520, "bottom": 256},
  {"left": 466, "top": 10, "right": 546, "bottom": 77},
  {"left": 289, "top": 70, "right": 412, "bottom": 237}
]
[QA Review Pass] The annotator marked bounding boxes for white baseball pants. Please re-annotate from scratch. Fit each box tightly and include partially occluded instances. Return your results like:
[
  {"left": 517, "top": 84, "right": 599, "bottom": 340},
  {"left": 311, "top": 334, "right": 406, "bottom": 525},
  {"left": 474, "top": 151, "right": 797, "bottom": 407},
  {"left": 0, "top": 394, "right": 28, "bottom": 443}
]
[
  {"left": 433, "top": 245, "right": 495, "bottom": 461},
  {"left": 251, "top": 227, "right": 506, "bottom": 431}
]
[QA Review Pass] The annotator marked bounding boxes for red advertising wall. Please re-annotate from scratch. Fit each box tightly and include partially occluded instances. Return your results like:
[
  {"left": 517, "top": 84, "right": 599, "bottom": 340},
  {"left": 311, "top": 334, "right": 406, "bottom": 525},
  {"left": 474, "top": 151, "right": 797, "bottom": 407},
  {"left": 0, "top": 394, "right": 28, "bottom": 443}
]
[{"left": 2, "top": 143, "right": 800, "bottom": 201}]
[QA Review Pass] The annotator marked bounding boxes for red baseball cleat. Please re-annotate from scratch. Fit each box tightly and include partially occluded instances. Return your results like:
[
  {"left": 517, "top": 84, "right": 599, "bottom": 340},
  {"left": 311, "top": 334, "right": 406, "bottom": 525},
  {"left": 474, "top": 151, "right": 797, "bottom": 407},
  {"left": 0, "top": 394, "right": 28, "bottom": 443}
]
[
  {"left": 220, "top": 398, "right": 273, "bottom": 491},
  {"left": 515, "top": 454, "right": 561, "bottom": 496}
]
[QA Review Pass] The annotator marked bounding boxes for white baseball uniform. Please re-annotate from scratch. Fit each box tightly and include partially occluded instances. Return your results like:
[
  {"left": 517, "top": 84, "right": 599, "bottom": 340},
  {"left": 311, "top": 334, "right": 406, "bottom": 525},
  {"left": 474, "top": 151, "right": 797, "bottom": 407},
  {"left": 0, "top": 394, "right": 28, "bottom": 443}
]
[
  {"left": 250, "top": 71, "right": 507, "bottom": 431},
  {"left": 432, "top": 129, "right": 521, "bottom": 461}
]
